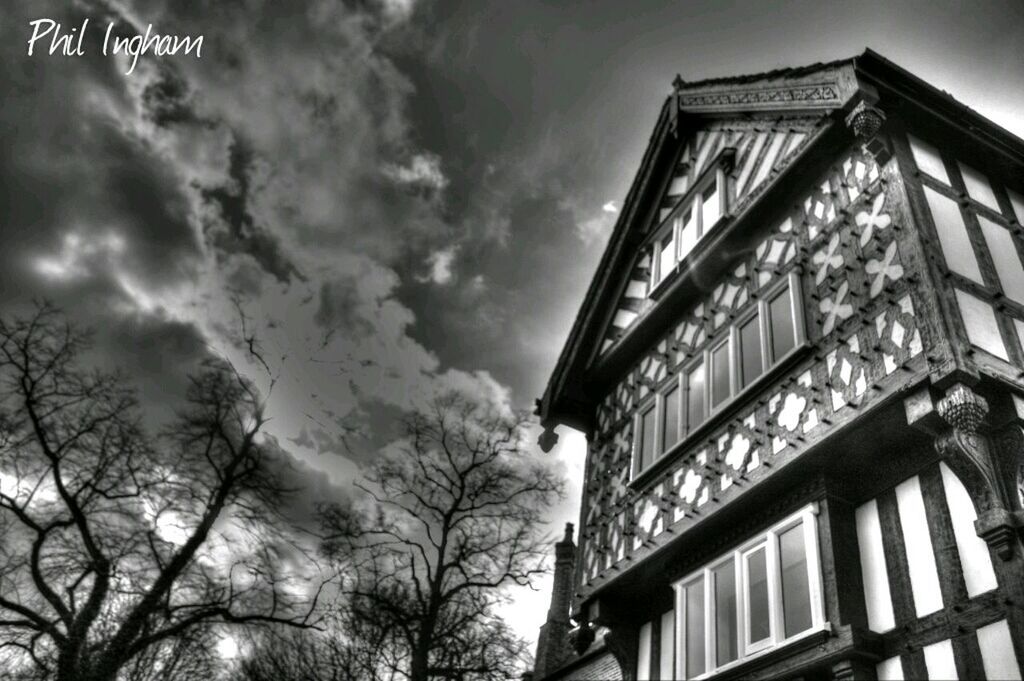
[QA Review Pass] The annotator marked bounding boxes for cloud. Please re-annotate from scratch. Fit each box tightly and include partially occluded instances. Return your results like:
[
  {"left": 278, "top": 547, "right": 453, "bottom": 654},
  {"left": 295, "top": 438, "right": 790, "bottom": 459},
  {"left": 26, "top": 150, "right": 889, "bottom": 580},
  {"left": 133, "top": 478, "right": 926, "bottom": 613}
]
[
  {"left": 418, "top": 246, "right": 458, "bottom": 285},
  {"left": 382, "top": 152, "right": 449, "bottom": 191}
]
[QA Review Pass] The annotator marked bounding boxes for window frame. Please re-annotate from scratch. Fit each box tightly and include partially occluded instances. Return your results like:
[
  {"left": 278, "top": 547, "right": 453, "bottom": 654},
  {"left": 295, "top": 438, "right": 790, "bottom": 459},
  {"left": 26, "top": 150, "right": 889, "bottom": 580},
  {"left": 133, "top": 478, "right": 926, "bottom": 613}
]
[
  {"left": 647, "top": 162, "right": 731, "bottom": 295},
  {"left": 674, "top": 504, "right": 827, "bottom": 680}
]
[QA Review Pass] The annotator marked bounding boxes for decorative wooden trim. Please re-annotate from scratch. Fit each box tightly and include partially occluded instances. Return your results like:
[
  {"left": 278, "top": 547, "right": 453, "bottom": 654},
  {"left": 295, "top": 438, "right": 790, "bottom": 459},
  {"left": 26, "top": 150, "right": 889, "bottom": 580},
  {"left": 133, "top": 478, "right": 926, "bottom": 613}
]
[
  {"left": 932, "top": 383, "right": 1022, "bottom": 559},
  {"left": 678, "top": 81, "right": 843, "bottom": 113}
]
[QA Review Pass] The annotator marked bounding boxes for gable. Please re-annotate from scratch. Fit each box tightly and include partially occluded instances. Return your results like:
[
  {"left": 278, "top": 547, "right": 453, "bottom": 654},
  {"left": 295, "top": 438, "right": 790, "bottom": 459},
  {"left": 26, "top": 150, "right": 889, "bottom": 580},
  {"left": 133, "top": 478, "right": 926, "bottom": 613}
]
[{"left": 596, "top": 115, "right": 829, "bottom": 357}]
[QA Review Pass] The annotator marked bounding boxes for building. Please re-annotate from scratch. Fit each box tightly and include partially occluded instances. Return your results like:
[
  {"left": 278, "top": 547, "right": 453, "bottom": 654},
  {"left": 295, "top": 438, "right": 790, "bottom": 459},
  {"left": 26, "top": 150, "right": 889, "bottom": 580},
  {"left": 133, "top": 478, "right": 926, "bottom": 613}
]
[{"left": 533, "top": 49, "right": 1024, "bottom": 680}]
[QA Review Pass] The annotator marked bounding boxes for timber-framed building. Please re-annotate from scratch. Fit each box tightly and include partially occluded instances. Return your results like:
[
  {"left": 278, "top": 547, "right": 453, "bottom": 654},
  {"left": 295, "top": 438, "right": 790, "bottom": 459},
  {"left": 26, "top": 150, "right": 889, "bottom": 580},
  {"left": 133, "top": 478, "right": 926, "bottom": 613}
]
[{"left": 532, "top": 49, "right": 1024, "bottom": 681}]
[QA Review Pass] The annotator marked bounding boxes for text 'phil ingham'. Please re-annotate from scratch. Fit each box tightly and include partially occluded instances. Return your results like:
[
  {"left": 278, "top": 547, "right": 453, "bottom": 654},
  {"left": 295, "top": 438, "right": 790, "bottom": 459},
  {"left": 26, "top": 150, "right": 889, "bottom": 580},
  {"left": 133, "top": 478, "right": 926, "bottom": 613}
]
[{"left": 26, "top": 18, "right": 203, "bottom": 75}]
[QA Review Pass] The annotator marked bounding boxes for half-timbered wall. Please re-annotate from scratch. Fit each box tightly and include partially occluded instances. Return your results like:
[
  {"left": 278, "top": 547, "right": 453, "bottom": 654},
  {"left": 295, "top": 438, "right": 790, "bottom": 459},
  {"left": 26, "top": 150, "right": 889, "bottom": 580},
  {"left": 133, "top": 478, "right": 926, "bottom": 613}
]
[
  {"left": 856, "top": 462, "right": 1022, "bottom": 680},
  {"left": 578, "top": 143, "right": 930, "bottom": 601},
  {"left": 899, "top": 130, "right": 1024, "bottom": 385},
  {"left": 599, "top": 116, "right": 828, "bottom": 354}
]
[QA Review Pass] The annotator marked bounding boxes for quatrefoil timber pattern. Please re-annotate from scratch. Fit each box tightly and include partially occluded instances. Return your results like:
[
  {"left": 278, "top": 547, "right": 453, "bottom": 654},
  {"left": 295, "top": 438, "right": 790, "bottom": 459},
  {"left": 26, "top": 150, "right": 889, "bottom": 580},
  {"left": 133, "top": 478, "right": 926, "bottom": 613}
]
[
  {"left": 598, "top": 116, "right": 826, "bottom": 357},
  {"left": 577, "top": 147, "right": 927, "bottom": 590}
]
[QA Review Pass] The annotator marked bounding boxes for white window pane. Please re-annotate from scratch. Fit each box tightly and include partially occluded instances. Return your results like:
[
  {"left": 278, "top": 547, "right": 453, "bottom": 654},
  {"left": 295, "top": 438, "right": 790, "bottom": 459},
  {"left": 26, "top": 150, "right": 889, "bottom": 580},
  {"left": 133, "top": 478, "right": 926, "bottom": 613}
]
[
  {"left": 686, "top": 362, "right": 705, "bottom": 433},
  {"left": 955, "top": 289, "right": 1008, "bottom": 361},
  {"left": 1009, "top": 188, "right": 1024, "bottom": 224},
  {"left": 659, "top": 235, "right": 676, "bottom": 284},
  {"left": 663, "top": 385, "right": 680, "bottom": 453},
  {"left": 979, "top": 215, "right": 1024, "bottom": 304},
  {"left": 702, "top": 178, "right": 721, "bottom": 233},
  {"left": 713, "top": 562, "right": 738, "bottom": 665},
  {"left": 769, "top": 286, "right": 796, "bottom": 361},
  {"left": 679, "top": 207, "right": 699, "bottom": 260},
  {"left": 711, "top": 342, "right": 731, "bottom": 408},
  {"left": 746, "top": 547, "right": 771, "bottom": 645},
  {"left": 779, "top": 524, "right": 812, "bottom": 637},
  {"left": 685, "top": 579, "right": 705, "bottom": 678},
  {"left": 959, "top": 162, "right": 1001, "bottom": 212},
  {"left": 924, "top": 186, "right": 984, "bottom": 284},
  {"left": 908, "top": 134, "right": 949, "bottom": 184}
]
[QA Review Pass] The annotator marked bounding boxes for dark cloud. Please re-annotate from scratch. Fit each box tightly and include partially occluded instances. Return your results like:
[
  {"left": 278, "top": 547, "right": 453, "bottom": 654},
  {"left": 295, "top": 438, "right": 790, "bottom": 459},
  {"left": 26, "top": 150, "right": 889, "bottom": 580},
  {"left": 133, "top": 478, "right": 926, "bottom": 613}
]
[{"left": 201, "top": 138, "right": 303, "bottom": 284}]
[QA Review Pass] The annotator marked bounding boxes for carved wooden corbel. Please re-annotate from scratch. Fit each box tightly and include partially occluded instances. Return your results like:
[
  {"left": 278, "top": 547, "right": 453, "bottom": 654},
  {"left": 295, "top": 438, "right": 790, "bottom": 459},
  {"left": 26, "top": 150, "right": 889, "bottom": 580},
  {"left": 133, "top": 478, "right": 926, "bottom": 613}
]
[
  {"left": 845, "top": 100, "right": 891, "bottom": 167},
  {"left": 933, "top": 383, "right": 1020, "bottom": 559}
]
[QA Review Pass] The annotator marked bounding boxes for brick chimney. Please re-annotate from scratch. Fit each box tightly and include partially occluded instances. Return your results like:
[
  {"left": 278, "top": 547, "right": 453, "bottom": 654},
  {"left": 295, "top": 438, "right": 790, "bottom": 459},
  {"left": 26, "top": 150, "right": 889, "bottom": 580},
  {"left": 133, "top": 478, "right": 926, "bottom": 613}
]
[{"left": 533, "top": 523, "right": 576, "bottom": 678}]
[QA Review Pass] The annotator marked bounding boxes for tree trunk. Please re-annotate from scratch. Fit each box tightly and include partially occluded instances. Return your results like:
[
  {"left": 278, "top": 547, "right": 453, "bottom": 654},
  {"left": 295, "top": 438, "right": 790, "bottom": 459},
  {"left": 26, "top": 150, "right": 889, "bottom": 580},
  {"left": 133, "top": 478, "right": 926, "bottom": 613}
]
[{"left": 409, "top": 615, "right": 435, "bottom": 681}]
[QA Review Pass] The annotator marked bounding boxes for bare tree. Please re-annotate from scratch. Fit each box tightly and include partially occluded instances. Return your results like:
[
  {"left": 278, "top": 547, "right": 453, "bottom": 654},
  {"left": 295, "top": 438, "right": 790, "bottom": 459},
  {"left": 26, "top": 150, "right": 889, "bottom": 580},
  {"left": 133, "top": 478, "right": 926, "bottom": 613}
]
[
  {"left": 0, "top": 304, "right": 330, "bottom": 681},
  {"left": 320, "top": 393, "right": 564, "bottom": 681}
]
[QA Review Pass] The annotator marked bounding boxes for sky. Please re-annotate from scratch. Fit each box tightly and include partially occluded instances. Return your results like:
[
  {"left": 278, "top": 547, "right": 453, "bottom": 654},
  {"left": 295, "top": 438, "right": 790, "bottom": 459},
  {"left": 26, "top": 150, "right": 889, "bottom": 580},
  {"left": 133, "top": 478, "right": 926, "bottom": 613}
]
[{"left": 3, "top": 0, "right": 1024, "bottom": 658}]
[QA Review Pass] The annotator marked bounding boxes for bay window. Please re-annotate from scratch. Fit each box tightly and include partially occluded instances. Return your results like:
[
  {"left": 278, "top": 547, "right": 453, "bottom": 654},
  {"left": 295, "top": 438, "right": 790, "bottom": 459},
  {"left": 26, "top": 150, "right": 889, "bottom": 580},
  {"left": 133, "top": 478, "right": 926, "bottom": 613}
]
[{"left": 674, "top": 505, "right": 826, "bottom": 679}]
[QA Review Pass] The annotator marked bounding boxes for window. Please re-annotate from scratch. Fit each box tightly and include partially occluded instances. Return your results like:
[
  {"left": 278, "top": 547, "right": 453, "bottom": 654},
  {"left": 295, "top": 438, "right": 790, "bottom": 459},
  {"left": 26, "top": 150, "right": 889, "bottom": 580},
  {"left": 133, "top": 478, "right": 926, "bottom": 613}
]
[
  {"left": 633, "top": 375, "right": 683, "bottom": 476},
  {"left": 738, "top": 313, "right": 763, "bottom": 388},
  {"left": 710, "top": 340, "right": 731, "bottom": 409},
  {"left": 633, "top": 277, "right": 804, "bottom": 478},
  {"left": 638, "top": 406, "right": 657, "bottom": 472},
  {"left": 685, "top": 361, "right": 706, "bottom": 436},
  {"left": 675, "top": 505, "right": 826, "bottom": 679},
  {"left": 657, "top": 233, "right": 676, "bottom": 286},
  {"left": 663, "top": 384, "right": 681, "bottom": 453},
  {"left": 710, "top": 274, "right": 804, "bottom": 416},
  {"left": 768, "top": 286, "right": 797, "bottom": 361},
  {"left": 647, "top": 163, "right": 730, "bottom": 294}
]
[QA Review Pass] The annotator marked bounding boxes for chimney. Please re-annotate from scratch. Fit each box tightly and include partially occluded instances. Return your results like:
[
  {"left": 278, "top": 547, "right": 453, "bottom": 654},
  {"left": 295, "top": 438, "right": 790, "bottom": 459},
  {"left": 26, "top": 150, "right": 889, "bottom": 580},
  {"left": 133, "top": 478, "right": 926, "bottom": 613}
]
[{"left": 533, "top": 523, "right": 576, "bottom": 678}]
